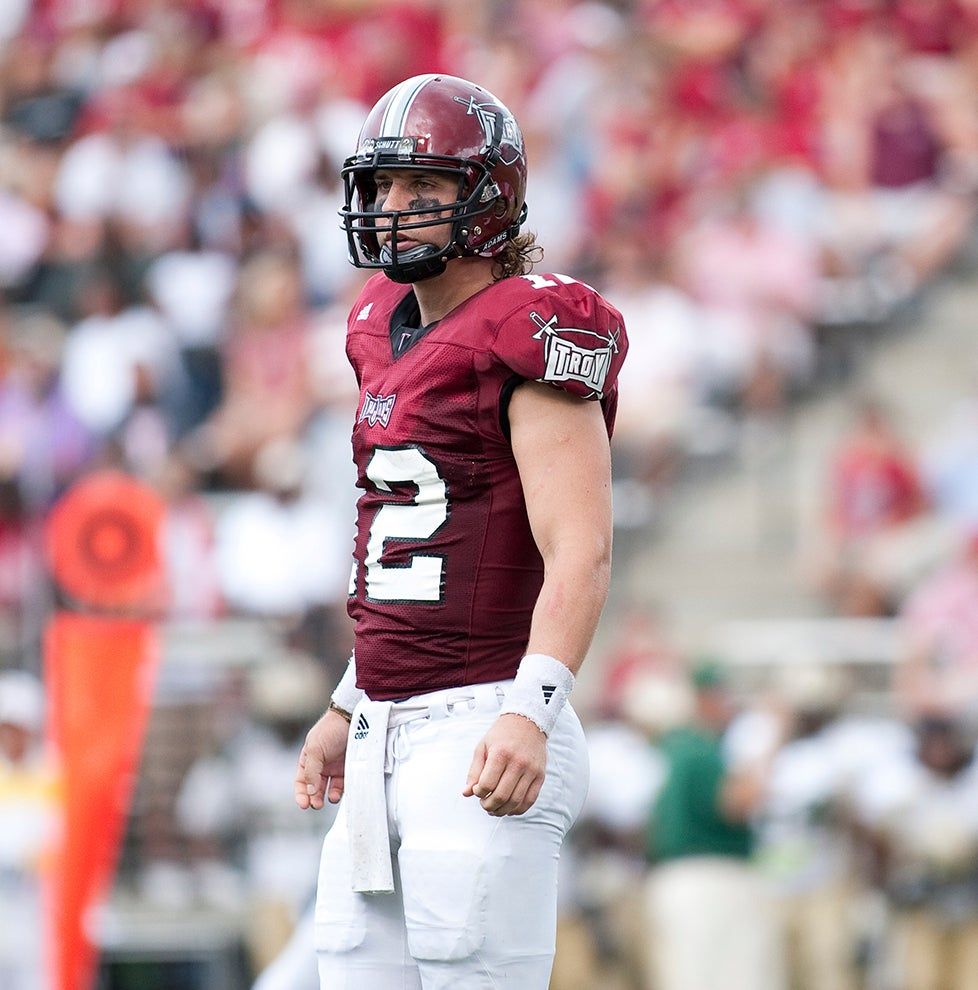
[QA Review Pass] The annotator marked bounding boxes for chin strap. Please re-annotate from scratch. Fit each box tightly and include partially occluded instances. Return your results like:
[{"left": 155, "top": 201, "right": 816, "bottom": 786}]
[
  {"left": 383, "top": 252, "right": 448, "bottom": 283},
  {"left": 380, "top": 240, "right": 461, "bottom": 283}
]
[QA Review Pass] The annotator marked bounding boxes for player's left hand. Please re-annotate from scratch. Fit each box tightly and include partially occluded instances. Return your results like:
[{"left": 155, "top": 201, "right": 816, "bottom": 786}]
[{"left": 463, "top": 713, "right": 547, "bottom": 816}]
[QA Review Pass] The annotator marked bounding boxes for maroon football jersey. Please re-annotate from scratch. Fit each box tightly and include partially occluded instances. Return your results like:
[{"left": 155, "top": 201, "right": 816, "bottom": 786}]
[{"left": 345, "top": 271, "right": 627, "bottom": 700}]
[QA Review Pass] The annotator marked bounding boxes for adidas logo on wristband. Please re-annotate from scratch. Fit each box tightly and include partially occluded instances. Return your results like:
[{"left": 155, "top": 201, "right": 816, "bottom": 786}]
[{"left": 502, "top": 655, "right": 575, "bottom": 736}]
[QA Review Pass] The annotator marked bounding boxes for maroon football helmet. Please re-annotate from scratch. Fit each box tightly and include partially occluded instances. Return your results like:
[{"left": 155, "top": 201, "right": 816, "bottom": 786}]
[{"left": 341, "top": 74, "right": 528, "bottom": 283}]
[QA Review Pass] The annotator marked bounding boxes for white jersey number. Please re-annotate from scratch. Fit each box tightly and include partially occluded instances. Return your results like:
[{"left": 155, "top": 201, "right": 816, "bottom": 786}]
[{"left": 361, "top": 446, "right": 448, "bottom": 603}]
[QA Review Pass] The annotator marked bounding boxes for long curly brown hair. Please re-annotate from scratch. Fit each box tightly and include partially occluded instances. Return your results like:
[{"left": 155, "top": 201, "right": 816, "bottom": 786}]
[{"left": 492, "top": 231, "right": 544, "bottom": 281}]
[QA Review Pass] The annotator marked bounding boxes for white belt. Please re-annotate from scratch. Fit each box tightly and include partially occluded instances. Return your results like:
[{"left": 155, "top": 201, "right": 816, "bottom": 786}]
[
  {"left": 344, "top": 681, "right": 509, "bottom": 894},
  {"left": 388, "top": 680, "right": 508, "bottom": 726}
]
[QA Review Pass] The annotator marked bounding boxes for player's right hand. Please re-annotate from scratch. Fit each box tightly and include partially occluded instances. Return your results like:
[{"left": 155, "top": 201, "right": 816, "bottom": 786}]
[{"left": 294, "top": 709, "right": 351, "bottom": 810}]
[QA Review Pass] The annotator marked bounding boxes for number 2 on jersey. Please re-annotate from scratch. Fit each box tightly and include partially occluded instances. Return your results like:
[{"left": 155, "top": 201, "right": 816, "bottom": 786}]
[{"left": 355, "top": 446, "right": 449, "bottom": 603}]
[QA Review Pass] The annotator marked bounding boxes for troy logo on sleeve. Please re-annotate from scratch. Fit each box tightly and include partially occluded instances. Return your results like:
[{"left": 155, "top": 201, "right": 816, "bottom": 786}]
[{"left": 529, "top": 311, "right": 621, "bottom": 398}]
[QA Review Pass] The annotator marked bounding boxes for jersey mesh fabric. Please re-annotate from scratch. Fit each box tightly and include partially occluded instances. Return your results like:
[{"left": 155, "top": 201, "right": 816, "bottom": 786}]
[{"left": 346, "top": 272, "right": 627, "bottom": 699}]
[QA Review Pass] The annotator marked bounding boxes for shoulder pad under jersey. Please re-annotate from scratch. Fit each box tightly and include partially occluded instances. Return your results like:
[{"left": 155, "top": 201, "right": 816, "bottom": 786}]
[{"left": 490, "top": 273, "right": 627, "bottom": 401}]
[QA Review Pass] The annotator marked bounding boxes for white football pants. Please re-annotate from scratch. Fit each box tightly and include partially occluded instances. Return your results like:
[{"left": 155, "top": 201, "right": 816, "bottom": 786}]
[{"left": 314, "top": 681, "right": 589, "bottom": 989}]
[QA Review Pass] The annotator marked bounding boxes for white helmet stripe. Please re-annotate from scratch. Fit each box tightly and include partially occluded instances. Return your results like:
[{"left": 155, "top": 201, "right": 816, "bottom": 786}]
[{"left": 380, "top": 73, "right": 439, "bottom": 138}]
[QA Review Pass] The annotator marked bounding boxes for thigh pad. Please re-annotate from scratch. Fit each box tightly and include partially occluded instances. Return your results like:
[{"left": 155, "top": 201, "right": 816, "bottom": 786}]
[{"left": 399, "top": 847, "right": 487, "bottom": 962}]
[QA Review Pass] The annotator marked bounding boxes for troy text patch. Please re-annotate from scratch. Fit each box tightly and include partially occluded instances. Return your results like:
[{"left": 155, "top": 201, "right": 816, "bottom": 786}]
[
  {"left": 358, "top": 391, "right": 397, "bottom": 428},
  {"left": 529, "top": 312, "right": 620, "bottom": 398}
]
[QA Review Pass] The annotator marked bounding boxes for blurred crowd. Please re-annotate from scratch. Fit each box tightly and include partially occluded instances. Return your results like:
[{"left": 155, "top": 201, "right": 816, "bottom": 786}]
[
  {"left": 3, "top": 0, "right": 978, "bottom": 988},
  {"left": 560, "top": 639, "right": 978, "bottom": 990},
  {"left": 814, "top": 390, "right": 978, "bottom": 716},
  {"left": 2, "top": 0, "right": 978, "bottom": 643}
]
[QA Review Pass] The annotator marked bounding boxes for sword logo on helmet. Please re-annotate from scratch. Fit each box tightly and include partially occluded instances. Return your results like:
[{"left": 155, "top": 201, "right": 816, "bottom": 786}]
[{"left": 453, "top": 95, "right": 524, "bottom": 165}]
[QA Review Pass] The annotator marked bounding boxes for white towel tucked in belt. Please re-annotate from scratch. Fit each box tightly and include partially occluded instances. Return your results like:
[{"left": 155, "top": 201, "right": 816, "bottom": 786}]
[{"left": 343, "top": 698, "right": 393, "bottom": 893}]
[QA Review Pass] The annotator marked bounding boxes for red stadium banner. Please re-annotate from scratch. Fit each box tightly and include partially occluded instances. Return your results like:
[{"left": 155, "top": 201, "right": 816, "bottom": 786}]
[{"left": 43, "top": 614, "right": 159, "bottom": 990}]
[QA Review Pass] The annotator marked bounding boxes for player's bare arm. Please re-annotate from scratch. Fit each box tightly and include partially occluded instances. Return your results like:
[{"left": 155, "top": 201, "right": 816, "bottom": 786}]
[
  {"left": 294, "top": 707, "right": 351, "bottom": 810},
  {"left": 465, "top": 381, "right": 613, "bottom": 816},
  {"left": 513, "top": 383, "right": 613, "bottom": 670}
]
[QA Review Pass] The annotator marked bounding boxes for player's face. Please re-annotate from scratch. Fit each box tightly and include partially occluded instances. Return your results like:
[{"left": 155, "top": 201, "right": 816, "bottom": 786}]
[{"left": 373, "top": 169, "right": 459, "bottom": 252}]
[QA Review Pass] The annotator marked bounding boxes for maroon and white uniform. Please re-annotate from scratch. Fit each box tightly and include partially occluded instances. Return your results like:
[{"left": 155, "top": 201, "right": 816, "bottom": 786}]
[
  {"left": 319, "top": 73, "right": 622, "bottom": 990},
  {"left": 346, "top": 271, "right": 627, "bottom": 700}
]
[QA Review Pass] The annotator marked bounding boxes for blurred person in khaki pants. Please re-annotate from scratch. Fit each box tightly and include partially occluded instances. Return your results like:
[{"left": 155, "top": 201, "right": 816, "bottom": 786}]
[
  {"left": 549, "top": 667, "right": 687, "bottom": 990},
  {"left": 643, "top": 661, "right": 787, "bottom": 990},
  {"left": 856, "top": 715, "right": 978, "bottom": 990},
  {"left": 755, "top": 664, "right": 876, "bottom": 990}
]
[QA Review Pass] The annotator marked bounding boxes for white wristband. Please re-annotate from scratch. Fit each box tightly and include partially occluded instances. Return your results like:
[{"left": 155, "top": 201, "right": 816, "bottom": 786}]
[
  {"left": 330, "top": 653, "right": 364, "bottom": 715},
  {"left": 500, "top": 653, "right": 575, "bottom": 736}
]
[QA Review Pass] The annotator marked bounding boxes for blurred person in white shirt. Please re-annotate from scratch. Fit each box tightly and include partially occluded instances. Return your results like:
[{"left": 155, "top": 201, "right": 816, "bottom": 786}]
[
  {"left": 602, "top": 236, "right": 714, "bottom": 494},
  {"left": 853, "top": 714, "right": 978, "bottom": 990},
  {"left": 59, "top": 270, "right": 184, "bottom": 442},
  {"left": 0, "top": 670, "right": 59, "bottom": 990},
  {"left": 213, "top": 438, "right": 350, "bottom": 618},
  {"left": 54, "top": 92, "right": 190, "bottom": 247},
  {"left": 753, "top": 664, "right": 891, "bottom": 990}
]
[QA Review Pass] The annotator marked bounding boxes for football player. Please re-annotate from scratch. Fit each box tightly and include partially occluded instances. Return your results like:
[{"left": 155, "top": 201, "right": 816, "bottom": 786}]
[{"left": 294, "top": 73, "right": 628, "bottom": 989}]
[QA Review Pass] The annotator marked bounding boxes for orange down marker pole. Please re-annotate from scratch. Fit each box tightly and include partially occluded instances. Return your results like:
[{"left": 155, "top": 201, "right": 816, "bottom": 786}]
[{"left": 43, "top": 472, "right": 166, "bottom": 990}]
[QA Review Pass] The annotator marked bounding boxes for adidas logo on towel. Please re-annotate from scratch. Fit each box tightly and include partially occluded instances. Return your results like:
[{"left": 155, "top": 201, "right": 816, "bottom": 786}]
[
  {"left": 354, "top": 713, "right": 370, "bottom": 740},
  {"left": 541, "top": 685, "right": 556, "bottom": 704}
]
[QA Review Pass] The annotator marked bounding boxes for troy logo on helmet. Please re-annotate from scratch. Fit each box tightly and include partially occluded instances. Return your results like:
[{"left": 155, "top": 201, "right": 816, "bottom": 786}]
[
  {"left": 530, "top": 312, "right": 621, "bottom": 398},
  {"left": 452, "top": 95, "right": 524, "bottom": 165},
  {"left": 358, "top": 391, "right": 397, "bottom": 429}
]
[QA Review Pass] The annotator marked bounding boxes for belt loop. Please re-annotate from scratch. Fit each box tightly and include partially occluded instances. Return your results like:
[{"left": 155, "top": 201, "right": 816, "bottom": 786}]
[
  {"left": 473, "top": 681, "right": 506, "bottom": 714},
  {"left": 427, "top": 696, "right": 450, "bottom": 721}
]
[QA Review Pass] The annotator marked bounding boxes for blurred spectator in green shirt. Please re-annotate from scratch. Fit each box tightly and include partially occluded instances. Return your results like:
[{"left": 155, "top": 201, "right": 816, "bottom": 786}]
[{"left": 643, "top": 660, "right": 786, "bottom": 990}]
